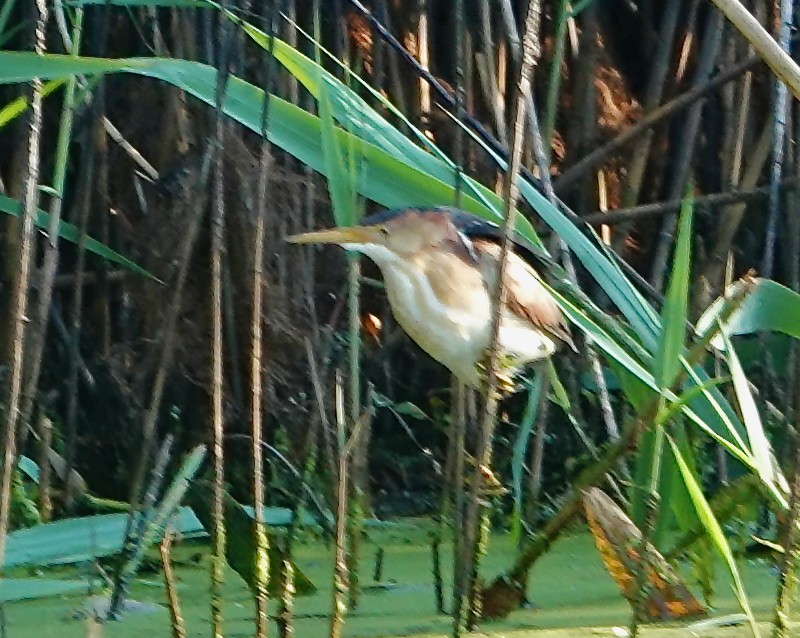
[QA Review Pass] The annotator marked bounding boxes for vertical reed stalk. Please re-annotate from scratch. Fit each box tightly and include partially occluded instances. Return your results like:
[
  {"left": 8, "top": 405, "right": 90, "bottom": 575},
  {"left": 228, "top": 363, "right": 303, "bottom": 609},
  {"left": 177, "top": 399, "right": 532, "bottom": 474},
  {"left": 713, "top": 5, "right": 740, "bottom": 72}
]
[
  {"left": 454, "top": 2, "right": 542, "bottom": 634},
  {"left": 772, "top": 445, "right": 800, "bottom": 637},
  {"left": 431, "top": 377, "right": 457, "bottom": 613},
  {"left": 542, "top": 0, "right": 569, "bottom": 152},
  {"left": 210, "top": 13, "right": 232, "bottom": 636},
  {"left": 450, "top": 382, "right": 467, "bottom": 615},
  {"left": 418, "top": 0, "right": 431, "bottom": 122},
  {"left": 526, "top": 378, "right": 551, "bottom": 512},
  {"left": 63, "top": 121, "right": 94, "bottom": 514},
  {"left": 251, "top": 184, "right": 271, "bottom": 638},
  {"left": 345, "top": 252, "right": 362, "bottom": 610},
  {"left": 651, "top": 9, "right": 724, "bottom": 291},
  {"left": 251, "top": 3, "right": 281, "bottom": 633},
  {"left": 620, "top": 1, "right": 681, "bottom": 209},
  {"left": 437, "top": 0, "right": 467, "bottom": 615},
  {"left": 0, "top": 0, "right": 48, "bottom": 569},
  {"left": 329, "top": 371, "right": 349, "bottom": 638},
  {"left": 761, "top": 0, "right": 793, "bottom": 278},
  {"left": 20, "top": 5, "right": 84, "bottom": 432},
  {"left": 210, "top": 124, "right": 227, "bottom": 638},
  {"left": 628, "top": 490, "right": 661, "bottom": 636},
  {"left": 478, "top": 1, "right": 508, "bottom": 144}
]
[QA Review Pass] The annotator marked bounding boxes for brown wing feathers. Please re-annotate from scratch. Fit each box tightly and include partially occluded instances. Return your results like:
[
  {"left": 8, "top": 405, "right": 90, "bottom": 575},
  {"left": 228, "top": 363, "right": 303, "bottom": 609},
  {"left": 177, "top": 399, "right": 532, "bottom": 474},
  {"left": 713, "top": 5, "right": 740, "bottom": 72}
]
[{"left": 473, "top": 239, "right": 577, "bottom": 352}]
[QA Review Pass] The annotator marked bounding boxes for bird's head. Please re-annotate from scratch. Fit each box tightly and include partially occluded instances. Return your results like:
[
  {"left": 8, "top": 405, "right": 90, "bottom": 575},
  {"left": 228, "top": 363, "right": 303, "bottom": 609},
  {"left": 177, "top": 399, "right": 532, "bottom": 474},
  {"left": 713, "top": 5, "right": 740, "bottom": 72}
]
[{"left": 286, "top": 208, "right": 465, "bottom": 266}]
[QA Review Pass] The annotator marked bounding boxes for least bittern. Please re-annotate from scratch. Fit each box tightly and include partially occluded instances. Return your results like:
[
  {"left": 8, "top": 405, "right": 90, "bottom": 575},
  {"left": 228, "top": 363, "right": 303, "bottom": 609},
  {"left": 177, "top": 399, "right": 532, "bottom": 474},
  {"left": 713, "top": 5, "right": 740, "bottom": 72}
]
[{"left": 287, "top": 207, "right": 575, "bottom": 390}]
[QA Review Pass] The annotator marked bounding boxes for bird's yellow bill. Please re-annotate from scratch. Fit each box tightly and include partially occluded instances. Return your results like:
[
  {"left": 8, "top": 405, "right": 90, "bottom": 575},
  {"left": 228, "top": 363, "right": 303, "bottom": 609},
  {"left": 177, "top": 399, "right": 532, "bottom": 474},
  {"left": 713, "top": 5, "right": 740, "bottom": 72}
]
[{"left": 285, "top": 226, "right": 375, "bottom": 245}]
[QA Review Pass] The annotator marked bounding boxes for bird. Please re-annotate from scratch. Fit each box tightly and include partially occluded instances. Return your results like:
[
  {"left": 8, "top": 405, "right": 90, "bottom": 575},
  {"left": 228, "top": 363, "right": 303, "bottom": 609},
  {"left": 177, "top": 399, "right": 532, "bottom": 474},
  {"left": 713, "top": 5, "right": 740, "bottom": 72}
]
[{"left": 287, "top": 207, "right": 575, "bottom": 390}]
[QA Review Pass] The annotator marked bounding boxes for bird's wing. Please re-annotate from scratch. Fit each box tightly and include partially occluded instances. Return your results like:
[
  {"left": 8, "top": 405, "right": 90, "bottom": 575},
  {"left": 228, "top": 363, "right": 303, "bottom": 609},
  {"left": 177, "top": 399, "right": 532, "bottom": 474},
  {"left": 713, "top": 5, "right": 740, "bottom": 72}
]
[{"left": 474, "top": 239, "right": 577, "bottom": 352}]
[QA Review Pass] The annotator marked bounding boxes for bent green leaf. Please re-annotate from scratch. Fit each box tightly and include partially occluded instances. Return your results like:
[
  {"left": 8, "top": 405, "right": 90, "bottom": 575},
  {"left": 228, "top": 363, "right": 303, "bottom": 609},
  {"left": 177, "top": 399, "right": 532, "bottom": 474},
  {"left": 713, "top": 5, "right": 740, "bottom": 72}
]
[{"left": 0, "top": 194, "right": 152, "bottom": 277}]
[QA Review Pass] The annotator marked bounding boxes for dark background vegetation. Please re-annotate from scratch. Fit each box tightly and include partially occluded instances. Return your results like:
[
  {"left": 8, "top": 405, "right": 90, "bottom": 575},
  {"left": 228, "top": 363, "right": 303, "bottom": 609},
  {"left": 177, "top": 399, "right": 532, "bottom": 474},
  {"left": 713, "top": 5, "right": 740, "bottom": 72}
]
[{"left": 0, "top": 0, "right": 795, "bottom": 521}]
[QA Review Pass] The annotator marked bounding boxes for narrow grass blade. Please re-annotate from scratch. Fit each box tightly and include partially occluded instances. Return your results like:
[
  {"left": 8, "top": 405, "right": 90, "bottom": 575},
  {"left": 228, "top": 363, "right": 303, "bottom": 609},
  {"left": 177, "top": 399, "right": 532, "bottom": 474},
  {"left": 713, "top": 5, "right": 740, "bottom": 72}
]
[
  {"left": 721, "top": 330, "right": 777, "bottom": 489},
  {"left": 631, "top": 192, "right": 692, "bottom": 530},
  {"left": 653, "top": 193, "right": 693, "bottom": 389},
  {"left": 0, "top": 79, "right": 64, "bottom": 128},
  {"left": 318, "top": 80, "right": 360, "bottom": 227},
  {"left": 510, "top": 372, "right": 543, "bottom": 544},
  {"left": 667, "top": 435, "right": 760, "bottom": 638}
]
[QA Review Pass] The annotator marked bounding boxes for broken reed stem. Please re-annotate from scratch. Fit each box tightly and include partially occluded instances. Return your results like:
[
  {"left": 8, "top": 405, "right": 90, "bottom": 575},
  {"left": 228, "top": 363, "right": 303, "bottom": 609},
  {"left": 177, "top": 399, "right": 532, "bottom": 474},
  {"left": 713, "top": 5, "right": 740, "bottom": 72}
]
[
  {"left": 328, "top": 378, "right": 374, "bottom": 638},
  {"left": 347, "top": 392, "right": 372, "bottom": 612},
  {"left": 109, "top": 142, "right": 216, "bottom": 619},
  {"left": 373, "top": 547, "right": 384, "bottom": 582},
  {"left": 37, "top": 414, "right": 52, "bottom": 522},
  {"left": 581, "top": 179, "right": 800, "bottom": 227},
  {"left": 108, "top": 437, "right": 174, "bottom": 619},
  {"left": 628, "top": 486, "right": 661, "bottom": 637},
  {"left": 275, "top": 401, "right": 325, "bottom": 638},
  {"left": 140, "top": 437, "right": 174, "bottom": 526},
  {"left": 480, "top": 282, "right": 755, "bottom": 620},
  {"left": 160, "top": 530, "right": 187, "bottom": 638},
  {"left": 0, "top": 0, "right": 47, "bottom": 570},
  {"left": 431, "top": 533, "right": 444, "bottom": 614},
  {"left": 454, "top": 3, "right": 542, "bottom": 635}
]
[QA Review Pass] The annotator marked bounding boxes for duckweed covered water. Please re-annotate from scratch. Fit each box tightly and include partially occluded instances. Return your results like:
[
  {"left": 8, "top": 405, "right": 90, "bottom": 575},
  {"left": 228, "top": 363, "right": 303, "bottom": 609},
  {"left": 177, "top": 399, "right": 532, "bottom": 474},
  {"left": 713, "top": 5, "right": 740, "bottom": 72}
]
[{"left": 3, "top": 525, "right": 790, "bottom": 637}]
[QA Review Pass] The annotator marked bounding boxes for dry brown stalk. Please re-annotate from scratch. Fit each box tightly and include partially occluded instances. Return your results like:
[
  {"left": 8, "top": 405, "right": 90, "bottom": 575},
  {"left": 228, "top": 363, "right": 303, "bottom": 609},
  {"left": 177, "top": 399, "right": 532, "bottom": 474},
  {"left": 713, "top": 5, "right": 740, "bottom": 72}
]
[
  {"left": 160, "top": 530, "right": 187, "bottom": 638},
  {"left": 0, "top": 0, "right": 48, "bottom": 570},
  {"left": 454, "top": 2, "right": 542, "bottom": 634}
]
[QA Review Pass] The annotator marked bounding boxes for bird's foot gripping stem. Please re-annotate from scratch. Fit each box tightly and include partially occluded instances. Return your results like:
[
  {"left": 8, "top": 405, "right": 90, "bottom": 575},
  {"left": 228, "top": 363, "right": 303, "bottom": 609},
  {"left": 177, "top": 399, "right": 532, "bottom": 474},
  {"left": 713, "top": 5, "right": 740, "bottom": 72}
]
[{"left": 476, "top": 353, "right": 519, "bottom": 396}]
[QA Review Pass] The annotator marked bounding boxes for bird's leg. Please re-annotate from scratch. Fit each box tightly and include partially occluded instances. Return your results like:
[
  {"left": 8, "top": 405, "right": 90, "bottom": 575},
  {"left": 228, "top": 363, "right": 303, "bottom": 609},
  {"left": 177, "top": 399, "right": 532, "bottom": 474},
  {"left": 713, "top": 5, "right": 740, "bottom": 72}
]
[{"left": 469, "top": 351, "right": 516, "bottom": 500}]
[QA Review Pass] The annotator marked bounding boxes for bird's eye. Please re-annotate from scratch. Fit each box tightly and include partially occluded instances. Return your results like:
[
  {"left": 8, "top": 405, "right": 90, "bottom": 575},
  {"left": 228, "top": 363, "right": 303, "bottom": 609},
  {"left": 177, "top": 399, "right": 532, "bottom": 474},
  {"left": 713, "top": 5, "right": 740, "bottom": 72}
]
[{"left": 379, "top": 226, "right": 389, "bottom": 238}]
